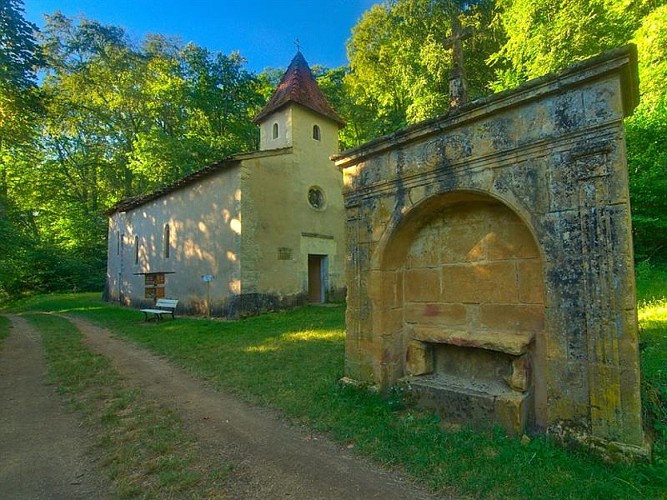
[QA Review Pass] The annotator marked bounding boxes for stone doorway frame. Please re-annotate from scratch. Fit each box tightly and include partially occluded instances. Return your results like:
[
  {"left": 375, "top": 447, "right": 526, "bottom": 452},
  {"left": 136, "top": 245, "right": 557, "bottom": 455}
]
[{"left": 333, "top": 46, "right": 647, "bottom": 456}]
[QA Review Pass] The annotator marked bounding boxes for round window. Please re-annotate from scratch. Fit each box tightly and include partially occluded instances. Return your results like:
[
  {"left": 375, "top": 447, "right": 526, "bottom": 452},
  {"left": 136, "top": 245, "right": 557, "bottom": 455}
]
[{"left": 308, "top": 187, "right": 326, "bottom": 210}]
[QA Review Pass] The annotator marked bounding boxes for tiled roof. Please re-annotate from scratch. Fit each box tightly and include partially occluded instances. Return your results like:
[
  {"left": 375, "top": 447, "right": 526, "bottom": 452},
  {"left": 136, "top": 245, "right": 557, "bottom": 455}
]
[
  {"left": 253, "top": 51, "right": 345, "bottom": 127},
  {"left": 107, "top": 148, "right": 292, "bottom": 215}
]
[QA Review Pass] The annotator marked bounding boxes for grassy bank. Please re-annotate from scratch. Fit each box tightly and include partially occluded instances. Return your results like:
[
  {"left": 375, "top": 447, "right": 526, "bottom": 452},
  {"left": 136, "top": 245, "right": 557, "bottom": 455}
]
[
  {"left": 3, "top": 264, "right": 666, "bottom": 498},
  {"left": 636, "top": 261, "right": 667, "bottom": 470}
]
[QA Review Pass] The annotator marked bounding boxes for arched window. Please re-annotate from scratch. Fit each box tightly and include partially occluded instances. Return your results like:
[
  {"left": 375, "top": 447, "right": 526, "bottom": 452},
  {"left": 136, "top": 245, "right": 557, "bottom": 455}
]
[
  {"left": 272, "top": 122, "right": 279, "bottom": 139},
  {"left": 312, "top": 124, "right": 321, "bottom": 141},
  {"left": 134, "top": 236, "right": 139, "bottom": 264},
  {"left": 164, "top": 224, "right": 170, "bottom": 258}
]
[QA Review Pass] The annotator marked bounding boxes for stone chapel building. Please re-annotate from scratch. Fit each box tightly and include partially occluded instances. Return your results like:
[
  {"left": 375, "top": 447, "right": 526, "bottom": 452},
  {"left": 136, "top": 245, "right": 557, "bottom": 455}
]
[{"left": 105, "top": 52, "right": 346, "bottom": 316}]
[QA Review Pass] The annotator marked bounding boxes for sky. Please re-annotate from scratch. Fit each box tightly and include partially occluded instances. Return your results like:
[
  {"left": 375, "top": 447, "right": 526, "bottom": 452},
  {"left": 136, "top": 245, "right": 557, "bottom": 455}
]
[{"left": 22, "top": 0, "right": 378, "bottom": 73}]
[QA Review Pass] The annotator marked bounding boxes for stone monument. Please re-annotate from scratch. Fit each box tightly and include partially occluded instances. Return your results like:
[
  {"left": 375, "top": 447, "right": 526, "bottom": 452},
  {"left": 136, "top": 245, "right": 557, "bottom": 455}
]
[{"left": 333, "top": 46, "right": 648, "bottom": 458}]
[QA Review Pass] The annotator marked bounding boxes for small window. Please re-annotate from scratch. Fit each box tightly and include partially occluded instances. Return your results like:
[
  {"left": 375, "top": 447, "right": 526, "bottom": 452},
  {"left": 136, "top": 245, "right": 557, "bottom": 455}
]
[
  {"left": 308, "top": 186, "right": 326, "bottom": 210},
  {"left": 272, "top": 122, "right": 279, "bottom": 139},
  {"left": 312, "top": 124, "right": 321, "bottom": 141},
  {"left": 134, "top": 236, "right": 139, "bottom": 265},
  {"left": 164, "top": 224, "right": 170, "bottom": 258}
]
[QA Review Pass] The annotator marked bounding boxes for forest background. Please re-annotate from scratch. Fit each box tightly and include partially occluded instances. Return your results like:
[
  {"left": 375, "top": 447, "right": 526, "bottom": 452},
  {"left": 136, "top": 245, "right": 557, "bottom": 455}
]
[{"left": 1, "top": 0, "right": 666, "bottom": 299}]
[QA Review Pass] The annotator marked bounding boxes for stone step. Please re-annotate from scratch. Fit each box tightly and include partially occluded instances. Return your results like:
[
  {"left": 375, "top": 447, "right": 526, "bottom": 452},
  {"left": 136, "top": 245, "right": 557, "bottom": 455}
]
[
  {"left": 403, "top": 373, "right": 531, "bottom": 435},
  {"left": 411, "top": 326, "right": 534, "bottom": 355}
]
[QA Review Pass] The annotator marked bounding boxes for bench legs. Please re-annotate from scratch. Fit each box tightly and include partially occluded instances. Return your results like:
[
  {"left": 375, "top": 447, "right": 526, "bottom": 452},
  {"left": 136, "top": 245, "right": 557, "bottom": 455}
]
[
  {"left": 143, "top": 312, "right": 167, "bottom": 321},
  {"left": 142, "top": 312, "right": 177, "bottom": 321}
]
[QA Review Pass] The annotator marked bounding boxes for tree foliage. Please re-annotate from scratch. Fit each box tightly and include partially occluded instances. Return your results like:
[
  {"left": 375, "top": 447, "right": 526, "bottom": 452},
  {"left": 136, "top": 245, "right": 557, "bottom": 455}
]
[
  {"left": 2, "top": 0, "right": 667, "bottom": 297},
  {"left": 344, "top": 0, "right": 500, "bottom": 143},
  {"left": 0, "top": 0, "right": 42, "bottom": 149},
  {"left": 1, "top": 11, "right": 267, "bottom": 297},
  {"left": 626, "top": 4, "right": 667, "bottom": 261}
]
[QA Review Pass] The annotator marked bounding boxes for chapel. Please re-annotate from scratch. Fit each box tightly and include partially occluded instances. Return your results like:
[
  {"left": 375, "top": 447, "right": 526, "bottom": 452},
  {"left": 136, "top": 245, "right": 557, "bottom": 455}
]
[{"left": 105, "top": 51, "right": 346, "bottom": 316}]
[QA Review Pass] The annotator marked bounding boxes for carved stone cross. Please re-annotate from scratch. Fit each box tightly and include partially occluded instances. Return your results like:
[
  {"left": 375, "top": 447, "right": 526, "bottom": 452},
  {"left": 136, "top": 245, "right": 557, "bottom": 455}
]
[{"left": 443, "top": 15, "right": 472, "bottom": 109}]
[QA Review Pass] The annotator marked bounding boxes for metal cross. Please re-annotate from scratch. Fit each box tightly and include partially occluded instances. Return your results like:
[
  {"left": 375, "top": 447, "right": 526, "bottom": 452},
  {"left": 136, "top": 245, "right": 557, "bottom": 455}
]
[
  {"left": 443, "top": 15, "right": 472, "bottom": 109},
  {"left": 295, "top": 38, "right": 302, "bottom": 52}
]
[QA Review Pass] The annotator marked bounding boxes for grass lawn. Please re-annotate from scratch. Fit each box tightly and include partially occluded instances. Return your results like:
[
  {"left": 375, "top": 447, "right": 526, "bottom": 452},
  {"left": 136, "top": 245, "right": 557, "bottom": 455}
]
[{"left": 3, "top": 263, "right": 666, "bottom": 498}]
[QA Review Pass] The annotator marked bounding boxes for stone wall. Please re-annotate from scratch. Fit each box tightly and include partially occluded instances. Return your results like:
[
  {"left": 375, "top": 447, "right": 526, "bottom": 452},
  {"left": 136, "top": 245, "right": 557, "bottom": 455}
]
[{"left": 333, "top": 46, "right": 647, "bottom": 456}]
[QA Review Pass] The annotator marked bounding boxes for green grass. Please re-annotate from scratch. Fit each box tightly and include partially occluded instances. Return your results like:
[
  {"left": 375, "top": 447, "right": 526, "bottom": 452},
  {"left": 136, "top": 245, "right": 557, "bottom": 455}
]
[
  {"left": 636, "top": 261, "right": 667, "bottom": 473},
  {"left": 24, "top": 313, "right": 229, "bottom": 498},
  {"left": 5, "top": 267, "right": 667, "bottom": 498},
  {"left": 0, "top": 315, "right": 10, "bottom": 348}
]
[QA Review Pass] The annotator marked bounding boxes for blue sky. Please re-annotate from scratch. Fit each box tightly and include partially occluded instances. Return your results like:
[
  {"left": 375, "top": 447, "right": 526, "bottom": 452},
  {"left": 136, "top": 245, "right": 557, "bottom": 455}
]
[{"left": 23, "top": 0, "right": 378, "bottom": 73}]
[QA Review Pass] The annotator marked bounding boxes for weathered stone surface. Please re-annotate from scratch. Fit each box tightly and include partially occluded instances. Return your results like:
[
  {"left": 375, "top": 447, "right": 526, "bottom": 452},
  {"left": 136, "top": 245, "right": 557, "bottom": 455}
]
[
  {"left": 405, "top": 373, "right": 531, "bottom": 436},
  {"left": 405, "top": 341, "right": 433, "bottom": 376},
  {"left": 507, "top": 355, "right": 532, "bottom": 392},
  {"left": 334, "top": 46, "right": 647, "bottom": 456},
  {"left": 412, "top": 326, "right": 533, "bottom": 356}
]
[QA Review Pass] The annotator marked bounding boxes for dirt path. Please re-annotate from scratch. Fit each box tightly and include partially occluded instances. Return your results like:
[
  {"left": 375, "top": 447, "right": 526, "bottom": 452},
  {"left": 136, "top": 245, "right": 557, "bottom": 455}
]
[
  {"left": 67, "top": 316, "right": 441, "bottom": 499},
  {"left": 0, "top": 315, "right": 112, "bottom": 499}
]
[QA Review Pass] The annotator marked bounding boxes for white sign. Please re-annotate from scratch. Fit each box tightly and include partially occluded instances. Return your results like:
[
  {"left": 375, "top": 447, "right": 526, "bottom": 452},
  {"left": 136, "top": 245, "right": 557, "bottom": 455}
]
[{"left": 201, "top": 274, "right": 214, "bottom": 283}]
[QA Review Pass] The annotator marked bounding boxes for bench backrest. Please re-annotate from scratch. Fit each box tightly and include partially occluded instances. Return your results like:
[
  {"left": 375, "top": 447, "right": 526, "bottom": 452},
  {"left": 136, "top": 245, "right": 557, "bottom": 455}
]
[{"left": 155, "top": 298, "right": 178, "bottom": 310}]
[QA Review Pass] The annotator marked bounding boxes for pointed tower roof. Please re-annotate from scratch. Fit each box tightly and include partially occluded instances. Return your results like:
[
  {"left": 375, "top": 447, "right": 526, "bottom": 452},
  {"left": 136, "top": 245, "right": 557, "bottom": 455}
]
[{"left": 253, "top": 51, "right": 345, "bottom": 127}]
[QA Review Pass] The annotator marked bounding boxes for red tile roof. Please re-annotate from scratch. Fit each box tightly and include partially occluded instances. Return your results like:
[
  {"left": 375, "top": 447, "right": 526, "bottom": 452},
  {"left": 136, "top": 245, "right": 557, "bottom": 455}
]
[{"left": 253, "top": 51, "right": 345, "bottom": 127}]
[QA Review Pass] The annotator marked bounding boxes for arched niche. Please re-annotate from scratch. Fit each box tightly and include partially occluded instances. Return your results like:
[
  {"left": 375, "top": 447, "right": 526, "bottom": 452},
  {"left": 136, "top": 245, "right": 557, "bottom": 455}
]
[{"left": 370, "top": 191, "right": 545, "bottom": 434}]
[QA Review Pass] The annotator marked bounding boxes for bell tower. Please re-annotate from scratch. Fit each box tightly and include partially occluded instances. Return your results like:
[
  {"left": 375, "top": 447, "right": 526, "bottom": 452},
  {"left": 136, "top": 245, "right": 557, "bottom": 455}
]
[{"left": 253, "top": 51, "right": 344, "bottom": 154}]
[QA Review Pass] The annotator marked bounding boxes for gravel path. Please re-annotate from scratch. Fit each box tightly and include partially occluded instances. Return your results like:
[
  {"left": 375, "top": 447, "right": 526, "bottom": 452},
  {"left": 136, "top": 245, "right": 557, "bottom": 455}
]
[
  {"left": 2, "top": 313, "right": 443, "bottom": 499},
  {"left": 0, "top": 315, "right": 112, "bottom": 499},
  {"left": 69, "top": 316, "right": 441, "bottom": 500}
]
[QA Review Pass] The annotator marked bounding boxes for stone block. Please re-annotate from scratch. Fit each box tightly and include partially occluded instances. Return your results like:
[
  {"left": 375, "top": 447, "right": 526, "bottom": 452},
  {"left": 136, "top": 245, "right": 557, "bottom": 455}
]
[
  {"left": 494, "top": 391, "right": 531, "bottom": 436},
  {"left": 441, "top": 221, "right": 487, "bottom": 263},
  {"left": 582, "top": 77, "right": 623, "bottom": 126},
  {"left": 506, "top": 354, "right": 531, "bottom": 392},
  {"left": 404, "top": 302, "right": 467, "bottom": 326},
  {"left": 405, "top": 340, "right": 434, "bottom": 376},
  {"left": 441, "top": 262, "right": 518, "bottom": 304},
  {"left": 372, "top": 308, "right": 403, "bottom": 336},
  {"left": 406, "top": 222, "right": 446, "bottom": 268},
  {"left": 408, "top": 375, "right": 496, "bottom": 426},
  {"left": 412, "top": 326, "right": 533, "bottom": 356},
  {"left": 487, "top": 222, "right": 540, "bottom": 261},
  {"left": 367, "top": 270, "right": 395, "bottom": 304},
  {"left": 518, "top": 259, "right": 544, "bottom": 304},
  {"left": 404, "top": 268, "right": 440, "bottom": 302},
  {"left": 480, "top": 304, "right": 544, "bottom": 332}
]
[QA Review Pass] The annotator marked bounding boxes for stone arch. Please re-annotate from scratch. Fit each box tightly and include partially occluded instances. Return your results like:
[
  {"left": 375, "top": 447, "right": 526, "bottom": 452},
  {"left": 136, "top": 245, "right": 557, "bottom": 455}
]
[{"left": 369, "top": 190, "right": 545, "bottom": 433}]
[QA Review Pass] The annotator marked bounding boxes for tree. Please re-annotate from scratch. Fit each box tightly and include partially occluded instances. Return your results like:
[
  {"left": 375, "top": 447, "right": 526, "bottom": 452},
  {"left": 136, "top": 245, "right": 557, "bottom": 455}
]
[
  {"left": 0, "top": 0, "right": 42, "bottom": 146},
  {"left": 0, "top": 0, "right": 42, "bottom": 199},
  {"left": 1, "top": 13, "right": 271, "bottom": 297},
  {"left": 0, "top": 0, "right": 44, "bottom": 298},
  {"left": 345, "top": 0, "right": 500, "bottom": 139},
  {"left": 625, "top": 5, "right": 667, "bottom": 261},
  {"left": 487, "top": 0, "right": 664, "bottom": 90}
]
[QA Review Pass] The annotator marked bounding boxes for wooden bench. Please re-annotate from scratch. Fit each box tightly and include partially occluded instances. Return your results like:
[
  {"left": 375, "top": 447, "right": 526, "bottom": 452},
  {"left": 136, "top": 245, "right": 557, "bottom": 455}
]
[{"left": 140, "top": 299, "right": 179, "bottom": 321}]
